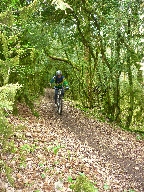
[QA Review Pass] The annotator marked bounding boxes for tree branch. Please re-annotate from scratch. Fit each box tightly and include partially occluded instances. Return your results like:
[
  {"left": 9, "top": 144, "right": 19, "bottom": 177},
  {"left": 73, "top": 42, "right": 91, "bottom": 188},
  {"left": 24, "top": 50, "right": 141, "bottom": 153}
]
[{"left": 48, "top": 54, "right": 80, "bottom": 71}]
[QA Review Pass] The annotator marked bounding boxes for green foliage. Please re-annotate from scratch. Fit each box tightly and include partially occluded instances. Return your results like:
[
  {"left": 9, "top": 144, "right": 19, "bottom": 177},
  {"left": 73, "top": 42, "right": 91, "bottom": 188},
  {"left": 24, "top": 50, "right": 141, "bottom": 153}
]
[
  {"left": 0, "top": 1, "right": 51, "bottom": 114},
  {"left": 70, "top": 174, "right": 98, "bottom": 192},
  {"left": 124, "top": 190, "right": 136, "bottom": 192},
  {"left": 0, "top": 0, "right": 143, "bottom": 133},
  {"left": 0, "top": 83, "right": 21, "bottom": 141},
  {"left": 67, "top": 176, "right": 74, "bottom": 183},
  {"left": 0, "top": 83, "right": 21, "bottom": 110},
  {"left": 47, "top": 143, "right": 64, "bottom": 155},
  {"left": 20, "top": 143, "right": 38, "bottom": 154},
  {"left": 104, "top": 183, "right": 110, "bottom": 190},
  {"left": 0, "top": 83, "right": 22, "bottom": 185},
  {"left": 0, "top": 160, "right": 14, "bottom": 186},
  {"left": 0, "top": 116, "right": 12, "bottom": 142},
  {"left": 0, "top": 10, "right": 14, "bottom": 27},
  {"left": 136, "top": 134, "right": 144, "bottom": 141},
  {"left": 41, "top": 173, "right": 46, "bottom": 179},
  {"left": 45, "top": 0, "right": 143, "bottom": 130},
  {"left": 120, "top": 76, "right": 144, "bottom": 131},
  {"left": 52, "top": 145, "right": 62, "bottom": 155}
]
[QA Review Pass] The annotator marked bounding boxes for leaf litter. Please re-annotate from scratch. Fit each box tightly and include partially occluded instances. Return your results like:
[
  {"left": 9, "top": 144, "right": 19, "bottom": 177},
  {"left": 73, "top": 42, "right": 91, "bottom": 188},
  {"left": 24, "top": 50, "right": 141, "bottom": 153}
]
[{"left": 0, "top": 88, "right": 144, "bottom": 192}]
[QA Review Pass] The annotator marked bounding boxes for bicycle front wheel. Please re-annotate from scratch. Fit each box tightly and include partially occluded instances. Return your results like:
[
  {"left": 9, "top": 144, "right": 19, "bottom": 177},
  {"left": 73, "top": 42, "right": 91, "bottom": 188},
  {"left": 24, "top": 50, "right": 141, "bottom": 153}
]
[{"left": 57, "top": 97, "right": 62, "bottom": 115}]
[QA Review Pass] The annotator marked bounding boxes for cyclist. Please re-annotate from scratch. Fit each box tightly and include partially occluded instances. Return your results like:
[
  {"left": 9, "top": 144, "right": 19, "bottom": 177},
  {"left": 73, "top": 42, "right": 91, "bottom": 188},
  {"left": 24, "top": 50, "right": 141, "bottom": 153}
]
[{"left": 50, "top": 70, "right": 69, "bottom": 105}]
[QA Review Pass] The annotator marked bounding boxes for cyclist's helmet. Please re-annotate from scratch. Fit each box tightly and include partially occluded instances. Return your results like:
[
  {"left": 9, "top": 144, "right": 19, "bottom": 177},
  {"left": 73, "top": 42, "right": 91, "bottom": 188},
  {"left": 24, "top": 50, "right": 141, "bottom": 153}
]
[{"left": 56, "top": 70, "right": 62, "bottom": 76}]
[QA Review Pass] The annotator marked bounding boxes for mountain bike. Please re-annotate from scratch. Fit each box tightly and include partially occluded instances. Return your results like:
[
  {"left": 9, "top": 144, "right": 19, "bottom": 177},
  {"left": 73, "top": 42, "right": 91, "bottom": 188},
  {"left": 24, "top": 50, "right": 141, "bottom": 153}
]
[
  {"left": 53, "top": 87, "right": 69, "bottom": 115},
  {"left": 53, "top": 87, "right": 63, "bottom": 115},
  {"left": 56, "top": 88, "right": 63, "bottom": 115}
]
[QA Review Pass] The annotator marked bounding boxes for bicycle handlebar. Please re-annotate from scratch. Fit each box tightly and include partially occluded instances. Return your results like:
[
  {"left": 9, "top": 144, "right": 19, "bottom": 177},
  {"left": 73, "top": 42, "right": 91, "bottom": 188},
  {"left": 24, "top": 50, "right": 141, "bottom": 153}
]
[{"left": 53, "top": 87, "right": 69, "bottom": 90}]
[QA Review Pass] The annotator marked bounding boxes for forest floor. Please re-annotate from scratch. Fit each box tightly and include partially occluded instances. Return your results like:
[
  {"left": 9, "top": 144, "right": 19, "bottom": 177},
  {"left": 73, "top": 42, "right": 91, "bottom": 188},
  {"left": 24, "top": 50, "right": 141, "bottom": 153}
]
[{"left": 0, "top": 88, "right": 144, "bottom": 192}]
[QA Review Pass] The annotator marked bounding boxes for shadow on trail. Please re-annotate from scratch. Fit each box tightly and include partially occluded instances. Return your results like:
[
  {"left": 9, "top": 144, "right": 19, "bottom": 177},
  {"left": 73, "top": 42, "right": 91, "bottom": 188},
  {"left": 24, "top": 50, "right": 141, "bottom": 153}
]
[{"left": 62, "top": 107, "right": 143, "bottom": 190}]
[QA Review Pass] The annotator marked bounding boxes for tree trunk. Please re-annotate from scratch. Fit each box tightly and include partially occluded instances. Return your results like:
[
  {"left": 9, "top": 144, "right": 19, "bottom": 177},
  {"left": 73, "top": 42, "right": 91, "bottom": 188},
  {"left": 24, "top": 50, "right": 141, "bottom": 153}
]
[{"left": 125, "top": 19, "right": 134, "bottom": 128}]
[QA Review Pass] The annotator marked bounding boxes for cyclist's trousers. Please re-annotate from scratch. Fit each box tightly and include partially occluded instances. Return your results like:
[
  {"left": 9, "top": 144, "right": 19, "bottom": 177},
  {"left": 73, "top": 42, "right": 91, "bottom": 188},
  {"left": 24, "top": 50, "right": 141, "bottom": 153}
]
[{"left": 55, "top": 89, "right": 64, "bottom": 104}]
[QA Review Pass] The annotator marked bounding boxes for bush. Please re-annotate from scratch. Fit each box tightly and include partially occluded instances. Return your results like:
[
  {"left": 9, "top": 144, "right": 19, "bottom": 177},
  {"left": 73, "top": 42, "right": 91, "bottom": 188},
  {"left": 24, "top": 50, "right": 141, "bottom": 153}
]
[{"left": 0, "top": 83, "right": 21, "bottom": 141}]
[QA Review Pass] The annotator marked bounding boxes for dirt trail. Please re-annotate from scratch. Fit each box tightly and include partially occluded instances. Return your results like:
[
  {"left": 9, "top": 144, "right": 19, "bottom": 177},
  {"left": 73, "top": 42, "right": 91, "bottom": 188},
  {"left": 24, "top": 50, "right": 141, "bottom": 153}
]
[
  {"left": 42, "top": 89, "right": 144, "bottom": 191},
  {"left": 1, "top": 88, "right": 144, "bottom": 192}
]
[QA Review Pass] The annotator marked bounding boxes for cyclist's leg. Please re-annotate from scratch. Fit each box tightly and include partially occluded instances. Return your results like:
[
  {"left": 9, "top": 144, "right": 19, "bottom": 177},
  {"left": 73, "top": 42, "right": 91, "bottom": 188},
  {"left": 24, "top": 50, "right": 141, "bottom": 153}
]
[
  {"left": 55, "top": 89, "right": 58, "bottom": 104},
  {"left": 62, "top": 89, "right": 64, "bottom": 97}
]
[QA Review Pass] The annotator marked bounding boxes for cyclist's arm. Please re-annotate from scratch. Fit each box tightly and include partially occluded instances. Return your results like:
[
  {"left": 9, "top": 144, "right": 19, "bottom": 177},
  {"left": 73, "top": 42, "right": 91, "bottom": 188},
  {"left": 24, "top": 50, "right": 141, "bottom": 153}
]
[
  {"left": 50, "top": 76, "right": 55, "bottom": 83},
  {"left": 63, "top": 78, "right": 69, "bottom": 87}
]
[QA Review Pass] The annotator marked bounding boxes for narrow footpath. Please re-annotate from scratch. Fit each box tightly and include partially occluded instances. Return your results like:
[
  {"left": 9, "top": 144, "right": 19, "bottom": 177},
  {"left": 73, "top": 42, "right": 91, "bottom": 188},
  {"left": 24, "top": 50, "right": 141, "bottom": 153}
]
[{"left": 1, "top": 88, "right": 144, "bottom": 192}]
